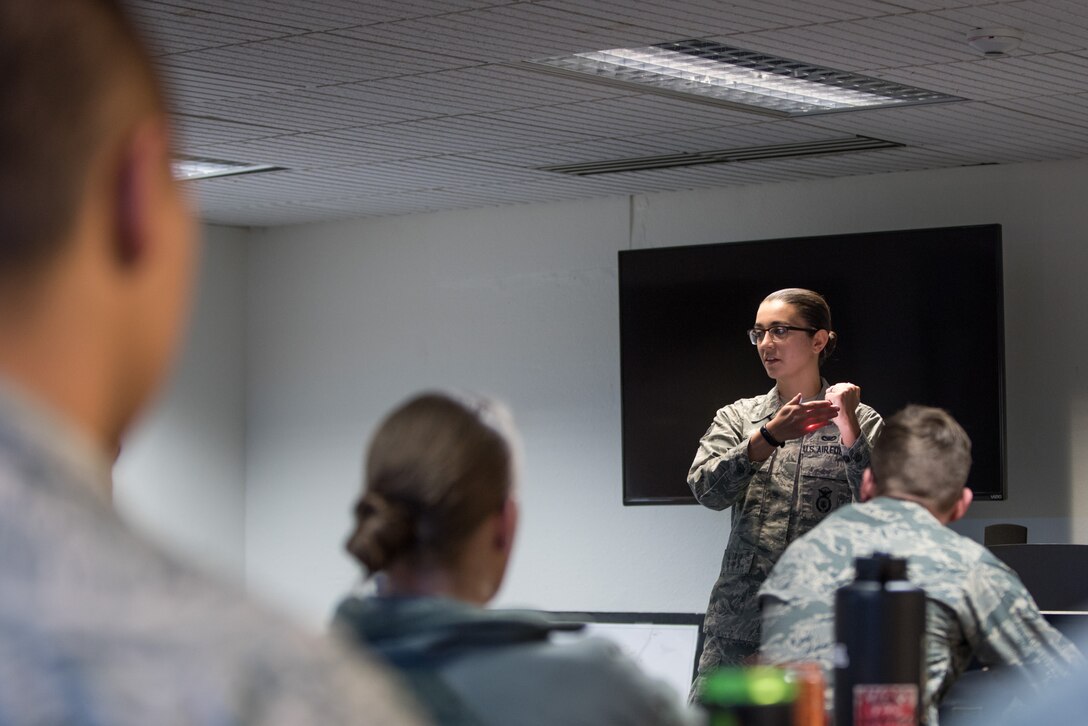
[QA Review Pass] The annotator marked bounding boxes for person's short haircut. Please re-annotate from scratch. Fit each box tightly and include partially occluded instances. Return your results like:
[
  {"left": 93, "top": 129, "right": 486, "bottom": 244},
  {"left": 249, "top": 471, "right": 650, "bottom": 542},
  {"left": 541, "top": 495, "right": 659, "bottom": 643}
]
[
  {"left": 869, "top": 404, "right": 972, "bottom": 512},
  {"left": 0, "top": 0, "right": 163, "bottom": 277}
]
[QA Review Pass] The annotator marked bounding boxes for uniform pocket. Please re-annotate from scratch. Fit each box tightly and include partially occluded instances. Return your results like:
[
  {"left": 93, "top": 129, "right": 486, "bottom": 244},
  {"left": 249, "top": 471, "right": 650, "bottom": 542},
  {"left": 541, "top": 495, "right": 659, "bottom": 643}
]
[
  {"left": 799, "top": 477, "right": 852, "bottom": 526},
  {"left": 720, "top": 547, "right": 755, "bottom": 574}
]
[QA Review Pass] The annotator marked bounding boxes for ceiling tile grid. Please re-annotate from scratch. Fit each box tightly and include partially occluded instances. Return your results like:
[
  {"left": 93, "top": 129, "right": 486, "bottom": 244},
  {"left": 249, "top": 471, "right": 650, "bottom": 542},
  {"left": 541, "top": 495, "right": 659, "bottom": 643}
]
[
  {"left": 183, "top": 89, "right": 429, "bottom": 135},
  {"left": 122, "top": 0, "right": 1088, "bottom": 226},
  {"left": 330, "top": 4, "right": 669, "bottom": 64},
  {"left": 165, "top": 33, "right": 479, "bottom": 88},
  {"left": 142, "top": 0, "right": 523, "bottom": 35},
  {"left": 162, "top": 66, "right": 297, "bottom": 107},
  {"left": 315, "top": 65, "right": 635, "bottom": 118},
  {"left": 130, "top": 3, "right": 306, "bottom": 56}
]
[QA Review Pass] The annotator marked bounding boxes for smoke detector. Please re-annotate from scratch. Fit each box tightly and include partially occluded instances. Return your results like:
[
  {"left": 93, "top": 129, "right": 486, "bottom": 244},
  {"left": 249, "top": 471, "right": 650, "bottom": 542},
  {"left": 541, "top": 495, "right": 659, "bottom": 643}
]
[{"left": 965, "top": 27, "right": 1022, "bottom": 57}]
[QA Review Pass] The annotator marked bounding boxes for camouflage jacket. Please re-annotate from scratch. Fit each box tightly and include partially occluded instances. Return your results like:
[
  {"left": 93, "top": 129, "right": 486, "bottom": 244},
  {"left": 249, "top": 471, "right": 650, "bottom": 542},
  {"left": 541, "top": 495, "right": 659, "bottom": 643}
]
[
  {"left": 687, "top": 382, "right": 882, "bottom": 647},
  {"left": 759, "top": 497, "right": 1083, "bottom": 725},
  {"left": 0, "top": 381, "right": 426, "bottom": 726}
]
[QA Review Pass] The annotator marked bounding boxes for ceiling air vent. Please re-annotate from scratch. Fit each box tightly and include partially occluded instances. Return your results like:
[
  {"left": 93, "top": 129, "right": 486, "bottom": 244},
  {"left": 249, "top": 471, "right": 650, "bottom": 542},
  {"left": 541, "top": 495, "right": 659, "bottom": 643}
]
[{"left": 539, "top": 136, "right": 903, "bottom": 176}]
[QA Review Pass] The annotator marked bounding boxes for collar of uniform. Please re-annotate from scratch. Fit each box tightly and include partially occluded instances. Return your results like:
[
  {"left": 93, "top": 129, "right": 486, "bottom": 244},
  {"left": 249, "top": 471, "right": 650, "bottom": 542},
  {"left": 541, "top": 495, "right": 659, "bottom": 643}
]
[
  {"left": 747, "top": 377, "right": 831, "bottom": 423},
  {"left": 867, "top": 495, "right": 943, "bottom": 526},
  {"left": 0, "top": 376, "right": 114, "bottom": 508}
]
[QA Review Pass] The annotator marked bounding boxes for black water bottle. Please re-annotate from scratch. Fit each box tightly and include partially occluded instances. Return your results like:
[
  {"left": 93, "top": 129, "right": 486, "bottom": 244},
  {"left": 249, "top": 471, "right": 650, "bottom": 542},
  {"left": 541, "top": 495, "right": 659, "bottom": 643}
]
[{"left": 833, "top": 553, "right": 925, "bottom": 726}]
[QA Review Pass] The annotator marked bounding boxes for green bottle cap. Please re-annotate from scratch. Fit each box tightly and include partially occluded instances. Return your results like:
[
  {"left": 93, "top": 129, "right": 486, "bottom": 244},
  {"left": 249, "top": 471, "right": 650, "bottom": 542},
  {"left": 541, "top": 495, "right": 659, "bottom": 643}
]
[{"left": 700, "top": 666, "right": 798, "bottom": 706}]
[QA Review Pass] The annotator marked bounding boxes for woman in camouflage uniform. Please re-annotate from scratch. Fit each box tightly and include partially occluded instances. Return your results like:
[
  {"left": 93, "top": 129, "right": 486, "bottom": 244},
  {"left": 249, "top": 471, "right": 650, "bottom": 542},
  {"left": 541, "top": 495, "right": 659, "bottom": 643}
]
[{"left": 687, "top": 288, "right": 883, "bottom": 696}]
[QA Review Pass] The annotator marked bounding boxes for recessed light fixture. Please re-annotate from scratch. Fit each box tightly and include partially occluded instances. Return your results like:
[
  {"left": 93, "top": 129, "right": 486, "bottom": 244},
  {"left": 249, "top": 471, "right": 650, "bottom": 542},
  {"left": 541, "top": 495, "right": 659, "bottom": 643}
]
[
  {"left": 172, "top": 156, "right": 283, "bottom": 181},
  {"left": 525, "top": 40, "right": 962, "bottom": 117}
]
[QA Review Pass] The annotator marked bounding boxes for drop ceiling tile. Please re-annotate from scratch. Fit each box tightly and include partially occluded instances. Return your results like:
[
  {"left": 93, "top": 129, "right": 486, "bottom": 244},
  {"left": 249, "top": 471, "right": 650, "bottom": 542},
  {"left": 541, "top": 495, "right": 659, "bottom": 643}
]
[
  {"left": 166, "top": 32, "right": 479, "bottom": 87},
  {"left": 740, "top": 0, "right": 912, "bottom": 24},
  {"left": 120, "top": 0, "right": 1088, "bottom": 225},
  {"left": 185, "top": 89, "right": 424, "bottom": 134},
  {"left": 128, "top": 3, "right": 305, "bottom": 56},
  {"left": 463, "top": 137, "right": 692, "bottom": 167},
  {"left": 318, "top": 64, "right": 635, "bottom": 118},
  {"left": 987, "top": 92, "right": 1088, "bottom": 129},
  {"left": 161, "top": 66, "right": 297, "bottom": 106},
  {"left": 190, "top": 133, "right": 425, "bottom": 168},
  {"left": 332, "top": 4, "right": 667, "bottom": 64},
  {"left": 800, "top": 100, "right": 1088, "bottom": 159},
  {"left": 186, "top": 158, "right": 547, "bottom": 203},
  {"left": 532, "top": 0, "right": 911, "bottom": 38},
  {"left": 314, "top": 115, "right": 598, "bottom": 157},
  {"left": 461, "top": 115, "right": 845, "bottom": 168},
  {"left": 144, "top": 0, "right": 518, "bottom": 32},
  {"left": 879, "top": 52, "right": 1088, "bottom": 100},
  {"left": 933, "top": 0, "right": 1088, "bottom": 55},
  {"left": 487, "top": 95, "right": 762, "bottom": 139},
  {"left": 173, "top": 113, "right": 295, "bottom": 147},
  {"left": 659, "top": 122, "right": 864, "bottom": 151},
  {"left": 720, "top": 11, "right": 981, "bottom": 72},
  {"left": 876, "top": 0, "right": 1019, "bottom": 11}
]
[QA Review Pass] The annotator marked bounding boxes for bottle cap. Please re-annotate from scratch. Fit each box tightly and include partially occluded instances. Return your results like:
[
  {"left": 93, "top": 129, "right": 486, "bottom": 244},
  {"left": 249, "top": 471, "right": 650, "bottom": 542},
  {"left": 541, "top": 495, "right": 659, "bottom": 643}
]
[
  {"left": 854, "top": 552, "right": 907, "bottom": 582},
  {"left": 700, "top": 666, "right": 798, "bottom": 706}
]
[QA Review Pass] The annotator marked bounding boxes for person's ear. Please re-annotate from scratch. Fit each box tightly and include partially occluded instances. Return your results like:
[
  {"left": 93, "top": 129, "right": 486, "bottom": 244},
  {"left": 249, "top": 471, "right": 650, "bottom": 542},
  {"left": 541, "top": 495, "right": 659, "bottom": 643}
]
[
  {"left": 114, "top": 120, "right": 169, "bottom": 268},
  {"left": 812, "top": 329, "right": 829, "bottom": 355},
  {"left": 494, "top": 496, "right": 518, "bottom": 555},
  {"left": 947, "top": 486, "right": 973, "bottom": 523},
  {"left": 860, "top": 468, "right": 877, "bottom": 502}
]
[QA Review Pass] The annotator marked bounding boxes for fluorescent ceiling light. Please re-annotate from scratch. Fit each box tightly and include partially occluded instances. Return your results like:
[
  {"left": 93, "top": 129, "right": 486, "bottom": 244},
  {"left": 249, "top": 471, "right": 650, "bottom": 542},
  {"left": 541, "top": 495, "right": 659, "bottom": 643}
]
[
  {"left": 172, "top": 156, "right": 282, "bottom": 181},
  {"left": 526, "top": 40, "right": 961, "bottom": 117}
]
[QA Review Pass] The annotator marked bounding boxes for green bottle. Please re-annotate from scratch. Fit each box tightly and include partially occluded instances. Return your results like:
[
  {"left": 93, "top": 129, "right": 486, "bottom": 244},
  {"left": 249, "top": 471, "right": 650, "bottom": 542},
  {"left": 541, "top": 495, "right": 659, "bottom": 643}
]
[{"left": 698, "top": 666, "right": 798, "bottom": 726}]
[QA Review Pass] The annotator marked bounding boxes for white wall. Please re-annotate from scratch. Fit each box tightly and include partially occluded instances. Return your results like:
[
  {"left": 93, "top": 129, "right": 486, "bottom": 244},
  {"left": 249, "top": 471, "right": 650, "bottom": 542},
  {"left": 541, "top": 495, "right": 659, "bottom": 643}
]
[
  {"left": 114, "top": 224, "right": 249, "bottom": 581},
  {"left": 243, "top": 197, "right": 729, "bottom": 621},
  {"left": 244, "top": 157, "right": 1088, "bottom": 625}
]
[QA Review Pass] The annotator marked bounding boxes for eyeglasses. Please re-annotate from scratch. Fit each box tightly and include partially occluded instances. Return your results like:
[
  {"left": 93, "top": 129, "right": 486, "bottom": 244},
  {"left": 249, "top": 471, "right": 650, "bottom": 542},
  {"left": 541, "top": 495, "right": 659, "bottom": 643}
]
[{"left": 747, "top": 325, "right": 818, "bottom": 345}]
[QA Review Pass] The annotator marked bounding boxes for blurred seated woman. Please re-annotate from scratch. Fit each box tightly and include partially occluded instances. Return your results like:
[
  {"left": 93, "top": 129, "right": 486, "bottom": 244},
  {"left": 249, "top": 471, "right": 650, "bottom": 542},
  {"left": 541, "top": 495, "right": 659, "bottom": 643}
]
[{"left": 333, "top": 392, "right": 695, "bottom": 726}]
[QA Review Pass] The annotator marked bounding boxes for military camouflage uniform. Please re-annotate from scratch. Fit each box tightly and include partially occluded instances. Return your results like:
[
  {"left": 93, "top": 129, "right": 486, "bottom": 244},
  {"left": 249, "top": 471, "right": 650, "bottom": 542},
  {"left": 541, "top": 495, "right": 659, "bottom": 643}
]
[
  {"left": 759, "top": 497, "right": 1083, "bottom": 725},
  {"left": 687, "top": 382, "right": 882, "bottom": 687},
  {"left": 0, "top": 381, "right": 426, "bottom": 726}
]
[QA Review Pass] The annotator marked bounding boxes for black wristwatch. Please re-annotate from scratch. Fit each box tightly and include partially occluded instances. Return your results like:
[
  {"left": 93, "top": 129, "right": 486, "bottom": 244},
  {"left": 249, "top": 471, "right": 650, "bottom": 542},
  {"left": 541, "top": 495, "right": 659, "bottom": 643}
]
[{"left": 760, "top": 425, "right": 785, "bottom": 448}]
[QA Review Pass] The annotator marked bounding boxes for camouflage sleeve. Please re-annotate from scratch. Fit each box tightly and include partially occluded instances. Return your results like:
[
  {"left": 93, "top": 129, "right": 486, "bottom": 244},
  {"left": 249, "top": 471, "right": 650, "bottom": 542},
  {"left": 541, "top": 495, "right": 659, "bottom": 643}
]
[
  {"left": 760, "top": 596, "right": 835, "bottom": 667},
  {"left": 687, "top": 405, "right": 760, "bottom": 511},
  {"left": 842, "top": 406, "right": 883, "bottom": 497},
  {"left": 760, "top": 597, "right": 836, "bottom": 709},
  {"left": 923, "top": 601, "right": 971, "bottom": 721},
  {"left": 966, "top": 557, "right": 1084, "bottom": 685}
]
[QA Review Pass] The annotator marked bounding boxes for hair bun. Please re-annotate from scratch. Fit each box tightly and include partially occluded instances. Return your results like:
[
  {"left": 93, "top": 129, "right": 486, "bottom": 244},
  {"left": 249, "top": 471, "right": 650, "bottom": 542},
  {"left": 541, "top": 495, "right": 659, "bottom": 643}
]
[{"left": 345, "top": 491, "right": 416, "bottom": 574}]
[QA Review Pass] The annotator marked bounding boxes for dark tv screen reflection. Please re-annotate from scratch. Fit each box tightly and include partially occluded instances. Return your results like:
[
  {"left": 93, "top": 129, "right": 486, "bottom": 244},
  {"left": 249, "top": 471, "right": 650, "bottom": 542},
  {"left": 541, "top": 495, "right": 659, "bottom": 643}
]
[{"left": 619, "top": 224, "right": 1006, "bottom": 505}]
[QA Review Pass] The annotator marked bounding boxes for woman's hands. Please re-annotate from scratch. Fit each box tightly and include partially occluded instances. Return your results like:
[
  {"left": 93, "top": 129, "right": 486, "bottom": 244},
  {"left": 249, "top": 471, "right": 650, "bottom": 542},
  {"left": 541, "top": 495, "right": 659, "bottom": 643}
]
[
  {"left": 766, "top": 393, "right": 839, "bottom": 442},
  {"left": 747, "top": 385, "right": 865, "bottom": 461},
  {"left": 825, "top": 382, "right": 862, "bottom": 447},
  {"left": 748, "top": 394, "right": 839, "bottom": 462}
]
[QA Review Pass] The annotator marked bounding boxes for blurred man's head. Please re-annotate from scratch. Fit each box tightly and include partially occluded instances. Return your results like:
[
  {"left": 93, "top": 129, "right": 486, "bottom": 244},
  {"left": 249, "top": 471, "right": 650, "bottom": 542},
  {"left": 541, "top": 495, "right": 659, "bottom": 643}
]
[
  {"left": 863, "top": 405, "right": 973, "bottom": 523},
  {"left": 0, "top": 0, "right": 196, "bottom": 449}
]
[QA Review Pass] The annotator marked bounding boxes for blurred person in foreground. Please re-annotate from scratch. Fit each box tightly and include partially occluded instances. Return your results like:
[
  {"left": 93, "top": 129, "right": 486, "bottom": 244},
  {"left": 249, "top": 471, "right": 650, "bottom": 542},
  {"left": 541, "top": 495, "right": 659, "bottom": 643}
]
[
  {"left": 758, "top": 405, "right": 1081, "bottom": 725},
  {"left": 333, "top": 391, "right": 700, "bottom": 726},
  {"left": 0, "top": 2, "right": 425, "bottom": 723}
]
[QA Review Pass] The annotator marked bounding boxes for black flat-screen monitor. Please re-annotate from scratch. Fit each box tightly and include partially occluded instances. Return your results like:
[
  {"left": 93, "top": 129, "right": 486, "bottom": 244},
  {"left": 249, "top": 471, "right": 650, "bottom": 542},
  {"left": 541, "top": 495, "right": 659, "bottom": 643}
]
[{"left": 619, "top": 224, "right": 1005, "bottom": 504}]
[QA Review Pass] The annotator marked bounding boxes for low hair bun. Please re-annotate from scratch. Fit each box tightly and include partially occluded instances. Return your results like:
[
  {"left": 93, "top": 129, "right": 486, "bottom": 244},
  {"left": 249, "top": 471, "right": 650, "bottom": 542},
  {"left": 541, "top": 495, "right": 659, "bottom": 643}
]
[
  {"left": 345, "top": 391, "right": 518, "bottom": 577},
  {"left": 345, "top": 490, "right": 416, "bottom": 574}
]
